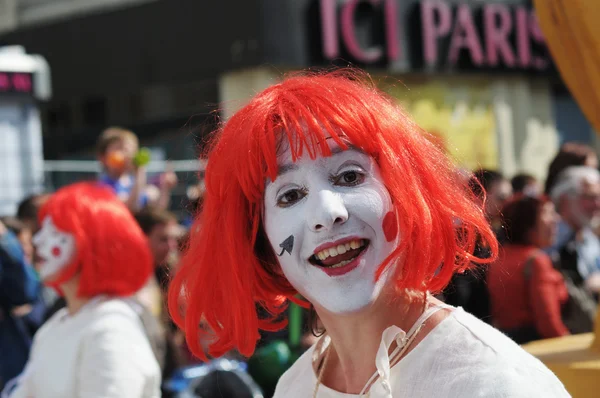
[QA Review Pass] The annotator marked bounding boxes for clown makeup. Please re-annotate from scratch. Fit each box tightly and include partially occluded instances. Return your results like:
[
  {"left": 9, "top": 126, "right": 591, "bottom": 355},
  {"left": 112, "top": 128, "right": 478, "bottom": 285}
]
[
  {"left": 32, "top": 216, "right": 76, "bottom": 281},
  {"left": 278, "top": 235, "right": 294, "bottom": 256},
  {"left": 263, "top": 142, "right": 400, "bottom": 314}
]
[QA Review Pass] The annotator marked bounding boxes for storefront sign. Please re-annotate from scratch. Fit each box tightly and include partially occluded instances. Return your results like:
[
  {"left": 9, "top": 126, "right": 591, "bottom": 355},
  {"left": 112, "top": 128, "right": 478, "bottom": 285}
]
[
  {"left": 0, "top": 72, "right": 34, "bottom": 95},
  {"left": 320, "top": 0, "right": 550, "bottom": 70}
]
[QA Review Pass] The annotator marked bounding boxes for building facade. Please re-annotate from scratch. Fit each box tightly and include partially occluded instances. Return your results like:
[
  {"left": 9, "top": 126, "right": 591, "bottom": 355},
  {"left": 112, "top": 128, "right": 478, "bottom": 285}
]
[{"left": 0, "top": 0, "right": 594, "bottom": 181}]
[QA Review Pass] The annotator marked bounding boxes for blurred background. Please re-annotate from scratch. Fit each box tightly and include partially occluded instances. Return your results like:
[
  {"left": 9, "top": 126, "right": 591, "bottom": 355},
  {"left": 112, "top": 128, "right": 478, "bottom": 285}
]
[
  {"left": 0, "top": 0, "right": 595, "bottom": 218},
  {"left": 1, "top": 0, "right": 599, "bottom": 397}
]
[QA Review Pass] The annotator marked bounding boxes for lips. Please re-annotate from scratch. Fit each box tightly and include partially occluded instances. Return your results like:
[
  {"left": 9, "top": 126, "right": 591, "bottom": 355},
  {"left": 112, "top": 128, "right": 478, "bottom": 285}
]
[{"left": 309, "top": 237, "right": 369, "bottom": 276}]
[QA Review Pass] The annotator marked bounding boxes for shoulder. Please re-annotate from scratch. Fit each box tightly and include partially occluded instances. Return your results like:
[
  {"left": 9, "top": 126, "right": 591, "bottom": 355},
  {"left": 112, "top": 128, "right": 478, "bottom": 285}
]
[
  {"left": 529, "top": 251, "right": 556, "bottom": 272},
  {"left": 89, "top": 297, "right": 141, "bottom": 319},
  {"left": 31, "top": 306, "right": 68, "bottom": 343},
  {"left": 414, "top": 309, "right": 569, "bottom": 396},
  {"left": 82, "top": 298, "right": 159, "bottom": 368},
  {"left": 82, "top": 298, "right": 148, "bottom": 342},
  {"left": 273, "top": 343, "right": 318, "bottom": 397}
]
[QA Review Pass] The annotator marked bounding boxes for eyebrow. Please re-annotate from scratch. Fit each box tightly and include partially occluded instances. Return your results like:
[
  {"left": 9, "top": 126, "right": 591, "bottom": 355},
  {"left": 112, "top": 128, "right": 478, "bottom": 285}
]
[{"left": 266, "top": 145, "right": 365, "bottom": 187}]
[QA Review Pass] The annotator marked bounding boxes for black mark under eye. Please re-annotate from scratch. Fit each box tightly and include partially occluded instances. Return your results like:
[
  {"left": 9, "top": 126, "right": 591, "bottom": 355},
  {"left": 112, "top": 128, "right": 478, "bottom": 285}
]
[
  {"left": 334, "top": 170, "right": 365, "bottom": 187},
  {"left": 277, "top": 188, "right": 307, "bottom": 208}
]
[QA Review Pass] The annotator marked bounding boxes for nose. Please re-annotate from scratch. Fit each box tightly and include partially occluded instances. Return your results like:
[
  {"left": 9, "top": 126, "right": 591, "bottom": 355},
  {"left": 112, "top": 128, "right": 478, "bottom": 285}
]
[{"left": 307, "top": 189, "right": 348, "bottom": 232}]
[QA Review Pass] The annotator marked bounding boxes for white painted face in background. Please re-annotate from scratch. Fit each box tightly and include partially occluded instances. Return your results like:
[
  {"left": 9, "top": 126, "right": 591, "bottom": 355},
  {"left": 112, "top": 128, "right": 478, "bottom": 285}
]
[
  {"left": 263, "top": 141, "right": 400, "bottom": 314},
  {"left": 32, "top": 216, "right": 76, "bottom": 281}
]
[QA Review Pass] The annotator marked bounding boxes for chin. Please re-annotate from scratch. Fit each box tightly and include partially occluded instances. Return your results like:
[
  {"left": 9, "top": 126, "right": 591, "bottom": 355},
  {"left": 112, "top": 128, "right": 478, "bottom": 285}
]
[{"left": 314, "top": 284, "right": 383, "bottom": 315}]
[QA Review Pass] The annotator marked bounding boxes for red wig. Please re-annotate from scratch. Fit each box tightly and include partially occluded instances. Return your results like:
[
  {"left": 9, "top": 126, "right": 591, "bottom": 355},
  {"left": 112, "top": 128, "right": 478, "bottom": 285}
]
[
  {"left": 38, "top": 182, "right": 152, "bottom": 297},
  {"left": 169, "top": 70, "right": 498, "bottom": 360}
]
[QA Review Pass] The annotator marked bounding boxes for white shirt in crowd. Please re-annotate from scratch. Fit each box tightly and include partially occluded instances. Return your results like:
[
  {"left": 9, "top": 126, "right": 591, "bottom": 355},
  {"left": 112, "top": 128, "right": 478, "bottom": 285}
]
[
  {"left": 274, "top": 307, "right": 571, "bottom": 398},
  {"left": 6, "top": 297, "right": 161, "bottom": 398}
]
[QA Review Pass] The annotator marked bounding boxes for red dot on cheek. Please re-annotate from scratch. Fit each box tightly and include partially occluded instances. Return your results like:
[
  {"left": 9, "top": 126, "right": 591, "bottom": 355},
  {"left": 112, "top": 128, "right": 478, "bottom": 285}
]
[
  {"left": 382, "top": 212, "right": 398, "bottom": 242},
  {"left": 51, "top": 246, "right": 62, "bottom": 257}
]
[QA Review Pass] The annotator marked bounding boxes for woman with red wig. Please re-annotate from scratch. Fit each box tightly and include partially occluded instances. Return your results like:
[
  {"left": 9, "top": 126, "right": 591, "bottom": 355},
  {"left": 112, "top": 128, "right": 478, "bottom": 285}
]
[
  {"left": 169, "top": 71, "right": 568, "bottom": 397},
  {"left": 5, "top": 182, "right": 161, "bottom": 398},
  {"left": 488, "top": 195, "right": 570, "bottom": 344}
]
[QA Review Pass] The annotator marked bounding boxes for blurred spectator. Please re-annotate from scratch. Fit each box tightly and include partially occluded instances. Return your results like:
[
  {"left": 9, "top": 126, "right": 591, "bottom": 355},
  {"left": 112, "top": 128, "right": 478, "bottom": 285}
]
[
  {"left": 16, "top": 194, "right": 49, "bottom": 234},
  {"left": 470, "top": 169, "right": 513, "bottom": 236},
  {"left": 488, "top": 196, "right": 569, "bottom": 344},
  {"left": 135, "top": 208, "right": 182, "bottom": 291},
  {"left": 444, "top": 169, "right": 510, "bottom": 323},
  {"left": 134, "top": 208, "right": 189, "bottom": 388},
  {"left": 4, "top": 183, "right": 161, "bottom": 398},
  {"left": 545, "top": 142, "right": 598, "bottom": 195},
  {"left": 16, "top": 194, "right": 61, "bottom": 322},
  {"left": 511, "top": 173, "right": 541, "bottom": 197},
  {"left": 0, "top": 220, "right": 40, "bottom": 391},
  {"left": 0, "top": 217, "right": 47, "bottom": 338},
  {"left": 0, "top": 218, "right": 33, "bottom": 265},
  {"left": 549, "top": 166, "right": 600, "bottom": 289},
  {"left": 96, "top": 127, "right": 178, "bottom": 212}
]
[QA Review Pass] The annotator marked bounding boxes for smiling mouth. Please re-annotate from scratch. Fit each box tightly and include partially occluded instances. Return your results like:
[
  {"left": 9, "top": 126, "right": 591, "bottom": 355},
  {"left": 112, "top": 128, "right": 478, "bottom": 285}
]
[{"left": 309, "top": 239, "right": 369, "bottom": 269}]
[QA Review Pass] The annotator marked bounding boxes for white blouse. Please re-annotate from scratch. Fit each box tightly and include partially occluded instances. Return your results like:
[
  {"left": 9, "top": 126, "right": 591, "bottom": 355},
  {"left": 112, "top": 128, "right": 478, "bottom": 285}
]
[
  {"left": 6, "top": 297, "right": 161, "bottom": 398},
  {"left": 274, "top": 307, "right": 571, "bottom": 398}
]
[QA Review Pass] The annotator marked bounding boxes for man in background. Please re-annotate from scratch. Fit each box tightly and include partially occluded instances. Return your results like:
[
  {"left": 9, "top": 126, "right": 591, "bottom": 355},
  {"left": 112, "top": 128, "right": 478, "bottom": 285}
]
[{"left": 0, "top": 219, "right": 40, "bottom": 390}]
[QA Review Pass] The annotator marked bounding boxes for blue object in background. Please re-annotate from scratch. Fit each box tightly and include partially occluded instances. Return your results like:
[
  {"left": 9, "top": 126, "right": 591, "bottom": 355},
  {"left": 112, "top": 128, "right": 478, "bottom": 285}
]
[{"left": 164, "top": 358, "right": 263, "bottom": 398}]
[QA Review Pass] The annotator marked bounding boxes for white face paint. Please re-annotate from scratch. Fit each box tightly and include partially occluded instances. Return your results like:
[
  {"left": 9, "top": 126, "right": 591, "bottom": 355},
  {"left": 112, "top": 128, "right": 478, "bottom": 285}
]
[
  {"left": 263, "top": 142, "right": 400, "bottom": 314},
  {"left": 32, "top": 216, "right": 76, "bottom": 281}
]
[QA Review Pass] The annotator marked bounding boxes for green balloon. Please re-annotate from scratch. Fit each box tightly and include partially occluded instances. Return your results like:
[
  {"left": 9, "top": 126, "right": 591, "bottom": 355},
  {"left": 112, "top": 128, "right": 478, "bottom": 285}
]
[
  {"left": 247, "top": 341, "right": 298, "bottom": 391},
  {"left": 134, "top": 148, "right": 151, "bottom": 167}
]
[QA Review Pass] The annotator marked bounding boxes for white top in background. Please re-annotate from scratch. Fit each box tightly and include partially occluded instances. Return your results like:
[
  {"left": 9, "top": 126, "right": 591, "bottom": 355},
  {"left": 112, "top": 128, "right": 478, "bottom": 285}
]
[
  {"left": 274, "top": 308, "right": 570, "bottom": 398},
  {"left": 6, "top": 297, "right": 161, "bottom": 398}
]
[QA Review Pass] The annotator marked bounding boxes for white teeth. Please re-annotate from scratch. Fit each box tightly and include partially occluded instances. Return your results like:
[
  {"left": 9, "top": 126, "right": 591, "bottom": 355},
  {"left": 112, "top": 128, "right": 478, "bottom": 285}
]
[
  {"left": 330, "top": 259, "right": 352, "bottom": 268},
  {"left": 314, "top": 239, "right": 366, "bottom": 261}
]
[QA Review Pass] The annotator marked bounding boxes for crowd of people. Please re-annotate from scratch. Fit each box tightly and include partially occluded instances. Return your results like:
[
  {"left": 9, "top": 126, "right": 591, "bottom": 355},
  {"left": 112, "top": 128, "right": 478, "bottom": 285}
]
[
  {"left": 445, "top": 142, "right": 600, "bottom": 343},
  {"left": 0, "top": 72, "right": 598, "bottom": 397}
]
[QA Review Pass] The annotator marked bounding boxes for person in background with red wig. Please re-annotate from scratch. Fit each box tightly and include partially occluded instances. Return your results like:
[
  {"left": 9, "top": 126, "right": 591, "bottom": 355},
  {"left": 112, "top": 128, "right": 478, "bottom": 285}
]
[
  {"left": 168, "top": 71, "right": 568, "bottom": 397},
  {"left": 4, "top": 182, "right": 161, "bottom": 398},
  {"left": 488, "top": 195, "right": 569, "bottom": 344}
]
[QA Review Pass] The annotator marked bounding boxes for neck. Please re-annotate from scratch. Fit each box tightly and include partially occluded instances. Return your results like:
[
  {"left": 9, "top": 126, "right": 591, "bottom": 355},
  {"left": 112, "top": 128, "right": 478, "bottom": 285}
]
[
  {"left": 60, "top": 276, "right": 91, "bottom": 316},
  {"left": 315, "top": 290, "right": 433, "bottom": 394}
]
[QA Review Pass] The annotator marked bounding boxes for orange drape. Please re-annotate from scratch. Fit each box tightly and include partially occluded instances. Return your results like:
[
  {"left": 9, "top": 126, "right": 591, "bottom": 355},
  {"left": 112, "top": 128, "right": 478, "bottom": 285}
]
[
  {"left": 533, "top": 0, "right": 600, "bottom": 133},
  {"left": 533, "top": 0, "right": 600, "bottom": 350}
]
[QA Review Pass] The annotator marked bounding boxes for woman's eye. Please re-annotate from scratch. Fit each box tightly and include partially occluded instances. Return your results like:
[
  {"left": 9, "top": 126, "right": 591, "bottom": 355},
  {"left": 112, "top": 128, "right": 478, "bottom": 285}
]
[
  {"left": 277, "top": 189, "right": 306, "bottom": 207},
  {"left": 335, "top": 170, "right": 365, "bottom": 186}
]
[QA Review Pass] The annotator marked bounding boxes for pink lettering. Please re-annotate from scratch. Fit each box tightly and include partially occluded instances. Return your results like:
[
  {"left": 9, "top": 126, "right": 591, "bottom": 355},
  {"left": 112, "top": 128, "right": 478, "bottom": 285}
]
[
  {"left": 421, "top": 0, "right": 452, "bottom": 66},
  {"left": 448, "top": 4, "right": 484, "bottom": 66},
  {"left": 320, "top": 0, "right": 338, "bottom": 59},
  {"left": 384, "top": 0, "right": 401, "bottom": 61},
  {"left": 12, "top": 73, "right": 32, "bottom": 93},
  {"left": 484, "top": 4, "right": 516, "bottom": 67},
  {"left": 0, "top": 73, "right": 8, "bottom": 90},
  {"left": 340, "top": 0, "right": 383, "bottom": 63},
  {"left": 515, "top": 6, "right": 531, "bottom": 68}
]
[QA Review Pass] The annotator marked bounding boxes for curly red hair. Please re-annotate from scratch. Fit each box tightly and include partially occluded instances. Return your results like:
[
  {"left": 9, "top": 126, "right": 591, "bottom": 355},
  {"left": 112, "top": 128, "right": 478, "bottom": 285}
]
[
  {"left": 168, "top": 70, "right": 498, "bottom": 360},
  {"left": 39, "top": 182, "right": 152, "bottom": 297}
]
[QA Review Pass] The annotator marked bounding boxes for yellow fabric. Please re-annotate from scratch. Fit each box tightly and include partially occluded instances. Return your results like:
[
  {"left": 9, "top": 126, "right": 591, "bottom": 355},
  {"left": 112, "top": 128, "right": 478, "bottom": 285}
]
[
  {"left": 533, "top": 0, "right": 600, "bottom": 133},
  {"left": 533, "top": 0, "right": 600, "bottom": 352}
]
